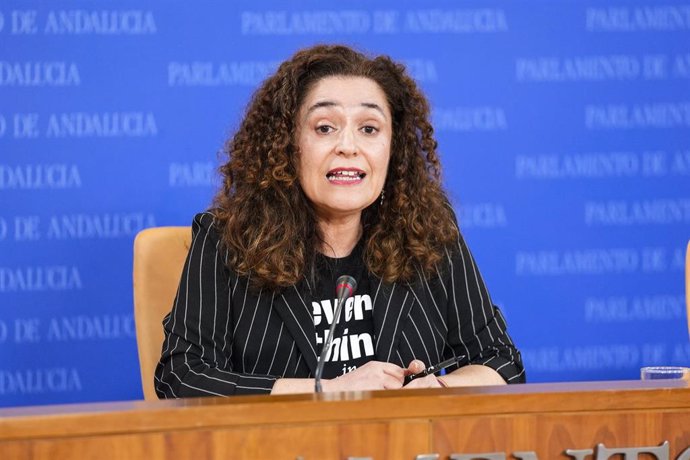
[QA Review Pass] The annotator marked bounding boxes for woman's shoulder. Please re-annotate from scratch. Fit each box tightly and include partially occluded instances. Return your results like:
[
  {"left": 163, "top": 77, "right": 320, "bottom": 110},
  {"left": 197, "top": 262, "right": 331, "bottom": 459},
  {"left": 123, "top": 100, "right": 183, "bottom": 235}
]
[
  {"left": 190, "top": 210, "right": 238, "bottom": 275},
  {"left": 191, "top": 210, "right": 220, "bottom": 232},
  {"left": 428, "top": 230, "right": 470, "bottom": 282},
  {"left": 189, "top": 211, "right": 226, "bottom": 248}
]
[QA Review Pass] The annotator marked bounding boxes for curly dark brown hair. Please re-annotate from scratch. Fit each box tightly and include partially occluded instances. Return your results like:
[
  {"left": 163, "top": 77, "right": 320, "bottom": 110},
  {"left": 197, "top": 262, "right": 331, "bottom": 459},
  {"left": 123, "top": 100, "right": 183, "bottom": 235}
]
[{"left": 213, "top": 44, "right": 459, "bottom": 291}]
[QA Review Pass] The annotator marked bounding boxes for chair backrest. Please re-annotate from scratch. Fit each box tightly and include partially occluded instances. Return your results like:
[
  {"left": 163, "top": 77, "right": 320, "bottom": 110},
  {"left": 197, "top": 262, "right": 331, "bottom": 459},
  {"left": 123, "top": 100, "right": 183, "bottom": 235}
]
[{"left": 133, "top": 226, "right": 191, "bottom": 401}]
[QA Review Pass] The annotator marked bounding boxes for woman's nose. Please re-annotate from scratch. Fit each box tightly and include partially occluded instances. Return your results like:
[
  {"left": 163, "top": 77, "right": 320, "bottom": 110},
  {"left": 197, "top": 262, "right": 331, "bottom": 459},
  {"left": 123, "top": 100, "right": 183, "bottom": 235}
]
[{"left": 336, "top": 127, "right": 357, "bottom": 156}]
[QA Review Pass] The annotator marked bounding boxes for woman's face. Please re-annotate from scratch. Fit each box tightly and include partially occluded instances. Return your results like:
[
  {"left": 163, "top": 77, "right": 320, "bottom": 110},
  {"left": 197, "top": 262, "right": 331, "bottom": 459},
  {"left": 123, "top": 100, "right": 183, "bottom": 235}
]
[{"left": 296, "top": 76, "right": 392, "bottom": 222}]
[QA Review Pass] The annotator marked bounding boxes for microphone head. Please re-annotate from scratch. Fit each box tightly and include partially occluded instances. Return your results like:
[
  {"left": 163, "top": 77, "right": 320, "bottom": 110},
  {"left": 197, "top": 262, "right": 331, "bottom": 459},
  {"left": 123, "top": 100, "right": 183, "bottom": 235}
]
[{"left": 335, "top": 275, "right": 357, "bottom": 300}]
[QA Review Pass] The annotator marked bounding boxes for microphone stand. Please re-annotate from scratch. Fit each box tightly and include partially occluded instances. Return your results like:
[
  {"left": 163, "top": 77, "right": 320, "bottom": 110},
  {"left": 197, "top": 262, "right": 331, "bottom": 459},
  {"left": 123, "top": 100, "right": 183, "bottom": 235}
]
[{"left": 314, "top": 275, "right": 356, "bottom": 393}]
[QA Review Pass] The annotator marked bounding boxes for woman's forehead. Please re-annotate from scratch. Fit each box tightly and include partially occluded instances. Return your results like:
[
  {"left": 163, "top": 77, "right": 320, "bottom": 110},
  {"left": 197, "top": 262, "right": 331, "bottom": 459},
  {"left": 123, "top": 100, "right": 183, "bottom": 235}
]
[{"left": 300, "top": 76, "right": 390, "bottom": 115}]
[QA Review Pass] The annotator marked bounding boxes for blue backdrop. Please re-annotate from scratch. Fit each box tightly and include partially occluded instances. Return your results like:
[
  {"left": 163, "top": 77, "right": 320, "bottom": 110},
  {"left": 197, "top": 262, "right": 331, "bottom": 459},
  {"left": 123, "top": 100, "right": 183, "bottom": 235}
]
[{"left": 1, "top": 1, "right": 689, "bottom": 407}]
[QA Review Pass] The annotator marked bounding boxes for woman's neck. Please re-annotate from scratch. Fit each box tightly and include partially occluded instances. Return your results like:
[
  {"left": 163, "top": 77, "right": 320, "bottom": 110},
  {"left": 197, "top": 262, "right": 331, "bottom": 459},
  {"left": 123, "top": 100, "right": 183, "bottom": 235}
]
[{"left": 317, "top": 214, "right": 362, "bottom": 258}]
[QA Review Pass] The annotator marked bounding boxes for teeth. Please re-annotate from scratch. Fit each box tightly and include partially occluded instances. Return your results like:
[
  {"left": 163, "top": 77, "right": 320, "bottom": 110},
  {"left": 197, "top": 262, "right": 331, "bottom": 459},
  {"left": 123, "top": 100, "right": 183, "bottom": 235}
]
[
  {"left": 328, "top": 175, "right": 361, "bottom": 181},
  {"left": 329, "top": 170, "right": 361, "bottom": 177}
]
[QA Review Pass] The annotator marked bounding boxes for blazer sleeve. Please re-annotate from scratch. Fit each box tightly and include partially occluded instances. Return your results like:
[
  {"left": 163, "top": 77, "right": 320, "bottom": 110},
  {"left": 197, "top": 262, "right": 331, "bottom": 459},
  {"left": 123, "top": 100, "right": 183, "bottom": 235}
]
[
  {"left": 154, "top": 212, "right": 278, "bottom": 398},
  {"left": 443, "top": 232, "right": 526, "bottom": 383}
]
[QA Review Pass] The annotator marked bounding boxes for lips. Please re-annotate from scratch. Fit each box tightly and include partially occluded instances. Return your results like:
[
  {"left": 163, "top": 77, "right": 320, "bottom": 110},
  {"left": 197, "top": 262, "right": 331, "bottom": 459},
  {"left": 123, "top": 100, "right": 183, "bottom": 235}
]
[{"left": 326, "top": 167, "right": 366, "bottom": 184}]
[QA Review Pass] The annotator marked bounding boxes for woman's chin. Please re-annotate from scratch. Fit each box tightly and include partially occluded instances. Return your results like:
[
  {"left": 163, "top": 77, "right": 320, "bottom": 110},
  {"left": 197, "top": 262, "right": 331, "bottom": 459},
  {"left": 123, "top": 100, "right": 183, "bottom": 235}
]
[{"left": 313, "top": 202, "right": 373, "bottom": 220}]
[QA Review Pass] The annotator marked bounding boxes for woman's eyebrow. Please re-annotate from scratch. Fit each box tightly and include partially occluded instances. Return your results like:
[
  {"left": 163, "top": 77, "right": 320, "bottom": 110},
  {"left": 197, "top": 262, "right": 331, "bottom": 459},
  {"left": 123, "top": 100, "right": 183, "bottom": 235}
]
[{"left": 361, "top": 102, "right": 387, "bottom": 119}]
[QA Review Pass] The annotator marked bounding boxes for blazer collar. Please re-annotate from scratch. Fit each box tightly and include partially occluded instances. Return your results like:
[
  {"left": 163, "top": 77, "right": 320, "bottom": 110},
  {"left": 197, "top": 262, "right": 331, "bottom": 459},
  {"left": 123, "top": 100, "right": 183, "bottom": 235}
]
[
  {"left": 371, "top": 278, "right": 415, "bottom": 363},
  {"left": 272, "top": 282, "right": 319, "bottom": 375}
]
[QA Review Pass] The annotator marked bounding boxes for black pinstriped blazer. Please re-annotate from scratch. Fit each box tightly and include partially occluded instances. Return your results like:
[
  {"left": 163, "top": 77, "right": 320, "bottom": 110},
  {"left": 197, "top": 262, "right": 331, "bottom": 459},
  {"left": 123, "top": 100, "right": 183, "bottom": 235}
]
[{"left": 154, "top": 212, "right": 525, "bottom": 398}]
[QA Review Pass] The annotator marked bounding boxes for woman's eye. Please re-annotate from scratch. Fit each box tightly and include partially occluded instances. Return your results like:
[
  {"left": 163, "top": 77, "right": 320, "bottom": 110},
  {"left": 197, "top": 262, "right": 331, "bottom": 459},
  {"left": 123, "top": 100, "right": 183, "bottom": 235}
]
[
  {"left": 361, "top": 125, "right": 378, "bottom": 135},
  {"left": 316, "top": 125, "right": 334, "bottom": 134}
]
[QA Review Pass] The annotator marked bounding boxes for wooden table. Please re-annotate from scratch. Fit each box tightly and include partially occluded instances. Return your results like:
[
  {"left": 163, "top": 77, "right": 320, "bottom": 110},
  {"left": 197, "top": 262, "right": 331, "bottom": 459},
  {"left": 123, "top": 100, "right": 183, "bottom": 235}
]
[{"left": 1, "top": 380, "right": 689, "bottom": 459}]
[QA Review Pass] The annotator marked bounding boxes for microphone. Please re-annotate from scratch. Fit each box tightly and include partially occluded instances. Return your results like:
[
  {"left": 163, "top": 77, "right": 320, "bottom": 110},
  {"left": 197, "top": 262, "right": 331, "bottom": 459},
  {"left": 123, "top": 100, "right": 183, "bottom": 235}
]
[{"left": 314, "top": 274, "right": 357, "bottom": 393}]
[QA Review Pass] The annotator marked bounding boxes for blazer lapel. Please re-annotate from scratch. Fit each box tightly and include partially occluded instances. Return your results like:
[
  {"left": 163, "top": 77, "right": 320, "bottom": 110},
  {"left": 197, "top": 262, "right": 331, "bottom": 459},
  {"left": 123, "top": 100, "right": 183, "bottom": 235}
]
[
  {"left": 371, "top": 277, "right": 415, "bottom": 363},
  {"left": 273, "top": 283, "right": 319, "bottom": 375}
]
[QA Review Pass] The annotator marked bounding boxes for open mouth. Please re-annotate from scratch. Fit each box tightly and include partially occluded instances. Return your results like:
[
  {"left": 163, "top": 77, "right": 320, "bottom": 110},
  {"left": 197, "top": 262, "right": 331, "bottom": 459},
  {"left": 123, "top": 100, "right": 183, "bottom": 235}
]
[{"left": 326, "top": 169, "right": 366, "bottom": 183}]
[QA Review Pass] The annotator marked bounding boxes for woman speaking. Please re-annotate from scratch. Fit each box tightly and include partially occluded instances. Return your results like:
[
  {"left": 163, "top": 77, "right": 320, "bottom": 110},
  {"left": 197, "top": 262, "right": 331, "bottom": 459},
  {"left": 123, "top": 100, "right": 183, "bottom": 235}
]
[{"left": 155, "top": 44, "right": 525, "bottom": 398}]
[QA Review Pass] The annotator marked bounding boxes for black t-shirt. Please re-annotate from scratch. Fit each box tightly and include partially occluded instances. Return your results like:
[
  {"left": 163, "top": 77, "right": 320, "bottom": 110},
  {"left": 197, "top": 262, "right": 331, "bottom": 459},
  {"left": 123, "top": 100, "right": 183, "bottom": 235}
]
[{"left": 312, "top": 240, "right": 376, "bottom": 379}]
